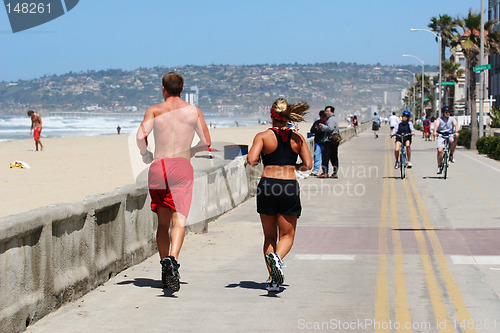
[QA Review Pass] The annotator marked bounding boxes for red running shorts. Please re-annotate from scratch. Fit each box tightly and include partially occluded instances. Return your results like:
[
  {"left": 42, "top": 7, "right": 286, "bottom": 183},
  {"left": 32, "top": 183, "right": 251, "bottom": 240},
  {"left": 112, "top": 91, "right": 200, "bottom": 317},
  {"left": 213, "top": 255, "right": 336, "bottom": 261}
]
[{"left": 148, "top": 158, "right": 194, "bottom": 217}]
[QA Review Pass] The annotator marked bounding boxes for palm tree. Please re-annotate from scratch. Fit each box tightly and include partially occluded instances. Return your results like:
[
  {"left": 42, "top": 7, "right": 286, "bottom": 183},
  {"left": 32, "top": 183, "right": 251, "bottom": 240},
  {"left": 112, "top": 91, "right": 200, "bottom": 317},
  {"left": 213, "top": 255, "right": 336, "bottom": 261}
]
[
  {"left": 428, "top": 14, "right": 460, "bottom": 63},
  {"left": 452, "top": 10, "right": 500, "bottom": 149},
  {"left": 441, "top": 60, "right": 465, "bottom": 112}
]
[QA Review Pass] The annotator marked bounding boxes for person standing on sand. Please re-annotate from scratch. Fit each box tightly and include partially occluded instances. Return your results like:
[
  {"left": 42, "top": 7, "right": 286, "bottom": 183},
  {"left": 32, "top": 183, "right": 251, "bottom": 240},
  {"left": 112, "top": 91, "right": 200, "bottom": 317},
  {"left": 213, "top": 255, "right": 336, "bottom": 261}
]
[
  {"left": 136, "top": 72, "right": 211, "bottom": 292},
  {"left": 247, "top": 98, "right": 312, "bottom": 292},
  {"left": 27, "top": 110, "right": 44, "bottom": 151}
]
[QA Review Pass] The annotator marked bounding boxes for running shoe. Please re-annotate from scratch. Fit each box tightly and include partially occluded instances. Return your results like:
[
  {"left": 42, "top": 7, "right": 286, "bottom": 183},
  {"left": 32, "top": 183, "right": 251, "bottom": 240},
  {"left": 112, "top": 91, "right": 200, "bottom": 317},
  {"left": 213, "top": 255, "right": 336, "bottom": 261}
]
[
  {"left": 394, "top": 161, "right": 399, "bottom": 169},
  {"left": 437, "top": 167, "right": 442, "bottom": 174},
  {"left": 161, "top": 256, "right": 180, "bottom": 292},
  {"left": 265, "top": 279, "right": 280, "bottom": 292},
  {"left": 406, "top": 162, "right": 412, "bottom": 168},
  {"left": 266, "top": 253, "right": 284, "bottom": 285},
  {"left": 449, "top": 155, "right": 455, "bottom": 163}
]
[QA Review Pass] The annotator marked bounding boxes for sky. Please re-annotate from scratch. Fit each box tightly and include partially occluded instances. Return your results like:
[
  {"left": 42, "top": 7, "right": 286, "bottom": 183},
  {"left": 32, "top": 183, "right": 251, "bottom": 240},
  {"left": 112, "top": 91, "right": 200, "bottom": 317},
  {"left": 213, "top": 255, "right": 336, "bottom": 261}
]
[{"left": 0, "top": 0, "right": 481, "bottom": 82}]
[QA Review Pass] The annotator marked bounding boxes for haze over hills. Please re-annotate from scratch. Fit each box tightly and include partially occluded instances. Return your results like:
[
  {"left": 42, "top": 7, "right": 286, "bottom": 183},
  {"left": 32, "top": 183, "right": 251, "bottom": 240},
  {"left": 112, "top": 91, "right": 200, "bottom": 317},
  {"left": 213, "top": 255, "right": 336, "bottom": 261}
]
[{"left": 0, "top": 62, "right": 437, "bottom": 120}]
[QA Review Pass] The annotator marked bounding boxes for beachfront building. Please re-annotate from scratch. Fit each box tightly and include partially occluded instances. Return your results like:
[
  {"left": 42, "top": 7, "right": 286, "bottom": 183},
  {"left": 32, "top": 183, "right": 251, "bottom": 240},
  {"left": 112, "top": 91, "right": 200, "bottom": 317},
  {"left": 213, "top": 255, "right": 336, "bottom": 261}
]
[
  {"left": 182, "top": 86, "right": 199, "bottom": 106},
  {"left": 449, "top": 46, "right": 467, "bottom": 115}
]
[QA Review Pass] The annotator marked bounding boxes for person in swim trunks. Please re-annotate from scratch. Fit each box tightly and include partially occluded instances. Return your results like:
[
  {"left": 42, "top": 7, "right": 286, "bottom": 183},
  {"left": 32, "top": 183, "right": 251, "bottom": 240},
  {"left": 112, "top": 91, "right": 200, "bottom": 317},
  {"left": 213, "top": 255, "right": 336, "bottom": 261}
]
[
  {"left": 247, "top": 98, "right": 312, "bottom": 292},
  {"left": 27, "top": 110, "right": 44, "bottom": 151},
  {"left": 136, "top": 72, "right": 211, "bottom": 292}
]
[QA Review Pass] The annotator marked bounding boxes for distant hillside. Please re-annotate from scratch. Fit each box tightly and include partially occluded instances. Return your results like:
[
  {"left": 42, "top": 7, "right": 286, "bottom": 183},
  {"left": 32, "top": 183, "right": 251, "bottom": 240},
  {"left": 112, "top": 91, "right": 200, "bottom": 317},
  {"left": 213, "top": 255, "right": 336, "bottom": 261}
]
[{"left": 0, "top": 62, "right": 435, "bottom": 116}]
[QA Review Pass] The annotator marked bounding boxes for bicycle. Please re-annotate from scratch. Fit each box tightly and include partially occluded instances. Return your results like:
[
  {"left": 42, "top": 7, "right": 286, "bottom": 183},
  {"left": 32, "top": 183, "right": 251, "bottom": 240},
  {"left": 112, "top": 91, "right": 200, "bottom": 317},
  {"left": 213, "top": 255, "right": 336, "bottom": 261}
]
[
  {"left": 395, "top": 133, "right": 412, "bottom": 179},
  {"left": 439, "top": 134, "right": 452, "bottom": 179}
]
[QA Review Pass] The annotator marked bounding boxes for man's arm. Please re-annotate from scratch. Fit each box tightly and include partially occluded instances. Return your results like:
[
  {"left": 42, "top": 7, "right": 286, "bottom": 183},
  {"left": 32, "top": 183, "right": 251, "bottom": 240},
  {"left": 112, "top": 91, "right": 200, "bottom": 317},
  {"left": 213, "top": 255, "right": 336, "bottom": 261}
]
[
  {"left": 453, "top": 118, "right": 459, "bottom": 137},
  {"left": 433, "top": 119, "right": 440, "bottom": 137},
  {"left": 136, "top": 106, "right": 154, "bottom": 163},
  {"left": 190, "top": 107, "right": 211, "bottom": 157},
  {"left": 319, "top": 117, "right": 335, "bottom": 135}
]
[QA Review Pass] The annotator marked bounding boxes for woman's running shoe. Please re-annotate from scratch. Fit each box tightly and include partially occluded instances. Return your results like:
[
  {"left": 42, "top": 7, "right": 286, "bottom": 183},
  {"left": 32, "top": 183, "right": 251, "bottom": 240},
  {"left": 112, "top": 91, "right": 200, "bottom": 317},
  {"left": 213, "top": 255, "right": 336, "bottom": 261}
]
[
  {"left": 266, "top": 253, "right": 284, "bottom": 285},
  {"left": 266, "top": 279, "right": 280, "bottom": 292}
]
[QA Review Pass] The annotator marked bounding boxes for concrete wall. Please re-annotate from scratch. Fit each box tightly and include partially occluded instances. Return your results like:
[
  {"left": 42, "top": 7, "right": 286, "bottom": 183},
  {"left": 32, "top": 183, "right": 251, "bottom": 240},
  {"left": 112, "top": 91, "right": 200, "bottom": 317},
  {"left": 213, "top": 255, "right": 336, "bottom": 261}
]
[
  {"left": 0, "top": 156, "right": 262, "bottom": 333},
  {"left": 0, "top": 123, "right": 367, "bottom": 333}
]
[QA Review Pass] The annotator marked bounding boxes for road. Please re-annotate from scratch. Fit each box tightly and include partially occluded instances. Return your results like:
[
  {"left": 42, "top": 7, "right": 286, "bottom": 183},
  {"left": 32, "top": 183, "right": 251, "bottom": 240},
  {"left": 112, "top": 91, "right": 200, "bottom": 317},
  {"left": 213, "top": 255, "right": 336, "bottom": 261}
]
[{"left": 26, "top": 126, "right": 500, "bottom": 333}]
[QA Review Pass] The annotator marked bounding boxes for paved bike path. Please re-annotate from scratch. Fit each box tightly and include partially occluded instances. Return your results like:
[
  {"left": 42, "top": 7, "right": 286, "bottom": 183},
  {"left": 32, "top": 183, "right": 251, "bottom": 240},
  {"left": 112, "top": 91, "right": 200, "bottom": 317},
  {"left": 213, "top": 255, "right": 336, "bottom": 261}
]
[{"left": 26, "top": 127, "right": 500, "bottom": 333}]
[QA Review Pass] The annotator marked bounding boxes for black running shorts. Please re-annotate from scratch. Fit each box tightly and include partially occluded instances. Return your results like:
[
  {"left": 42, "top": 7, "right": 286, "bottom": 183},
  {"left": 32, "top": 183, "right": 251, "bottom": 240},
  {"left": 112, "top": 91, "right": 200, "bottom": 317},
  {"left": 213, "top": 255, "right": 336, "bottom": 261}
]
[{"left": 256, "top": 177, "right": 301, "bottom": 217}]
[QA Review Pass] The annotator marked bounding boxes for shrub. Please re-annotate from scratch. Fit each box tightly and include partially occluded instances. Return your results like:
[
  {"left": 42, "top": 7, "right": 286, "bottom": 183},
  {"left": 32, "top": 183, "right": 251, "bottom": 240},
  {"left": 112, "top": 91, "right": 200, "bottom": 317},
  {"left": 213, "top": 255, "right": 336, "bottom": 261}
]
[
  {"left": 457, "top": 129, "right": 471, "bottom": 149},
  {"left": 414, "top": 123, "right": 423, "bottom": 132},
  {"left": 476, "top": 136, "right": 500, "bottom": 160},
  {"left": 476, "top": 136, "right": 487, "bottom": 152}
]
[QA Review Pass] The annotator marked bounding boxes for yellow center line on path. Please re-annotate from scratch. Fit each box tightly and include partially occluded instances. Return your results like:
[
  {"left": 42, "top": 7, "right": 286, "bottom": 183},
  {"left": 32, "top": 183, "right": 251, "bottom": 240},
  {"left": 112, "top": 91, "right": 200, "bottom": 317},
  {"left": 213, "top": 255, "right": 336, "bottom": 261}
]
[
  {"left": 401, "top": 178, "right": 454, "bottom": 332},
  {"left": 375, "top": 136, "right": 391, "bottom": 333},
  {"left": 388, "top": 144, "right": 412, "bottom": 332},
  {"left": 408, "top": 173, "right": 478, "bottom": 333}
]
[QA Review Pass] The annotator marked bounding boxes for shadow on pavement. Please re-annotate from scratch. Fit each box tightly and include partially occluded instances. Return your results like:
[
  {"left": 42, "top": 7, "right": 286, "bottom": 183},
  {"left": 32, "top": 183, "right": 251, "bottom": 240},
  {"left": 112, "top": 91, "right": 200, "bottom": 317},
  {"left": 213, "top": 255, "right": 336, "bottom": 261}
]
[
  {"left": 225, "top": 280, "right": 288, "bottom": 296},
  {"left": 116, "top": 278, "right": 187, "bottom": 298},
  {"left": 225, "top": 280, "right": 266, "bottom": 290}
]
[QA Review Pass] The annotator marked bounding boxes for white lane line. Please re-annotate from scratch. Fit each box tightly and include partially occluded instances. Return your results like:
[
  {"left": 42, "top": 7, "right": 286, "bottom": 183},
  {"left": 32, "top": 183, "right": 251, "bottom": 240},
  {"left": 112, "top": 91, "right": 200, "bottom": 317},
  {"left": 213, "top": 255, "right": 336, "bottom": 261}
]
[
  {"left": 294, "top": 254, "right": 356, "bottom": 261},
  {"left": 451, "top": 255, "right": 500, "bottom": 265},
  {"left": 457, "top": 151, "right": 500, "bottom": 173}
]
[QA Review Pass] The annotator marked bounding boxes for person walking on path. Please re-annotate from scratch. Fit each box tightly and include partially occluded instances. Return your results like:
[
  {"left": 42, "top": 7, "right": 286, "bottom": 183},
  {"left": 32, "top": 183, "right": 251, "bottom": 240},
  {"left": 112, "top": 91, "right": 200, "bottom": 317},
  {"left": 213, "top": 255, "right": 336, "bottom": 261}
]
[
  {"left": 371, "top": 112, "right": 382, "bottom": 138},
  {"left": 423, "top": 116, "right": 431, "bottom": 141},
  {"left": 318, "top": 105, "right": 340, "bottom": 178},
  {"left": 352, "top": 115, "right": 359, "bottom": 136},
  {"left": 388, "top": 112, "right": 399, "bottom": 136},
  {"left": 136, "top": 72, "right": 211, "bottom": 292},
  {"left": 309, "top": 110, "right": 327, "bottom": 176},
  {"left": 27, "top": 110, "right": 44, "bottom": 151},
  {"left": 247, "top": 98, "right": 312, "bottom": 292}
]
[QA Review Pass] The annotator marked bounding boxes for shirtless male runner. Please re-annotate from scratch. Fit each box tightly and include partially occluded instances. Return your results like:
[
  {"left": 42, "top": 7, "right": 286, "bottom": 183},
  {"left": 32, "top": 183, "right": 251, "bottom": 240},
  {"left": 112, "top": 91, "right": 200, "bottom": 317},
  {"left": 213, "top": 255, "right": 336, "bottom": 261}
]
[
  {"left": 136, "top": 72, "right": 211, "bottom": 292},
  {"left": 27, "top": 110, "right": 44, "bottom": 151}
]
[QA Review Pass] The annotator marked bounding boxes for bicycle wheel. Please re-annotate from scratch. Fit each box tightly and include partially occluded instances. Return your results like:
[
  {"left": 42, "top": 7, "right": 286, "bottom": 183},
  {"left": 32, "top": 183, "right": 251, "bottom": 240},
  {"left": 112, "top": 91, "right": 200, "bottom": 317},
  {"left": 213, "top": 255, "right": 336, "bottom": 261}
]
[
  {"left": 442, "top": 150, "right": 448, "bottom": 179},
  {"left": 400, "top": 148, "right": 406, "bottom": 179}
]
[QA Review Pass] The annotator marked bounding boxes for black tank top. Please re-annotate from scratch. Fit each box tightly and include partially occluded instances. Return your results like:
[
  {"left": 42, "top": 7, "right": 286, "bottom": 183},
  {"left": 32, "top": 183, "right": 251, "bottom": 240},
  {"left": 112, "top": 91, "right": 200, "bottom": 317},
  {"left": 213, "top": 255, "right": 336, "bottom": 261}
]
[{"left": 261, "top": 128, "right": 298, "bottom": 166}]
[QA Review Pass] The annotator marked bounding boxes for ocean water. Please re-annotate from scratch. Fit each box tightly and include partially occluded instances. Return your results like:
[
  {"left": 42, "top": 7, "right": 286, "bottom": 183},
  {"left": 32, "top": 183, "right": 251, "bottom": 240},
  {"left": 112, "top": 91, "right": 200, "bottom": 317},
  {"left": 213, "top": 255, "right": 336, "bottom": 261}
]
[{"left": 0, "top": 113, "right": 263, "bottom": 142}]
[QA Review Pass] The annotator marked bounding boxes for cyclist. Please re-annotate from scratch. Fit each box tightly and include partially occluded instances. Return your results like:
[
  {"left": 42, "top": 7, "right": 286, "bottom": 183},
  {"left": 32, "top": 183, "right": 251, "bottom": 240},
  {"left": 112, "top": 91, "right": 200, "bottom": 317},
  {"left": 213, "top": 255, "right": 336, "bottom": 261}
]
[
  {"left": 391, "top": 110, "right": 415, "bottom": 169},
  {"left": 433, "top": 106, "right": 459, "bottom": 174}
]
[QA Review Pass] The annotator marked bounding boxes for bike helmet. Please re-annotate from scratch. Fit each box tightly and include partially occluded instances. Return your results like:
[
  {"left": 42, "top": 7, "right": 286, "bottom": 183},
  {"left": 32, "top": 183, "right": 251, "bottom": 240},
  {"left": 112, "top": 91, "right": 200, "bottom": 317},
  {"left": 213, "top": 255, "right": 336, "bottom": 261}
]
[
  {"left": 402, "top": 110, "right": 411, "bottom": 117},
  {"left": 441, "top": 106, "right": 449, "bottom": 112}
]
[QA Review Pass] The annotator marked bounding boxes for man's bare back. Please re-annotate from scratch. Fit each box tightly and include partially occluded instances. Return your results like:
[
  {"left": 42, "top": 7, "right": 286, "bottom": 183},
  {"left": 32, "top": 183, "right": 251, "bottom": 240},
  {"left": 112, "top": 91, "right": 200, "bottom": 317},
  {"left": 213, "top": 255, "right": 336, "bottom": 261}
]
[
  {"left": 137, "top": 95, "right": 210, "bottom": 162},
  {"left": 150, "top": 100, "right": 202, "bottom": 159}
]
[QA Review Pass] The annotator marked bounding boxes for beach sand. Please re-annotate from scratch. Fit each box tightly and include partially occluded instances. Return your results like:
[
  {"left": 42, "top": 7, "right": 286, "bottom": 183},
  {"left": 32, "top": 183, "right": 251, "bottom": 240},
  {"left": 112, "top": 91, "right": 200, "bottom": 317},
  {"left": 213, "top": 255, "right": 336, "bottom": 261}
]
[{"left": 0, "top": 123, "right": 313, "bottom": 219}]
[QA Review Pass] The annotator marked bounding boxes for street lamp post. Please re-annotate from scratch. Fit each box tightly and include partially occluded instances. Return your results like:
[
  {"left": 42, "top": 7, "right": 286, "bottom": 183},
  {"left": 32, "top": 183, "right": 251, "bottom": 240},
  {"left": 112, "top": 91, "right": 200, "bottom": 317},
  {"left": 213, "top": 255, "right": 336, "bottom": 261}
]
[
  {"left": 403, "top": 54, "right": 425, "bottom": 120},
  {"left": 411, "top": 28, "right": 442, "bottom": 117}
]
